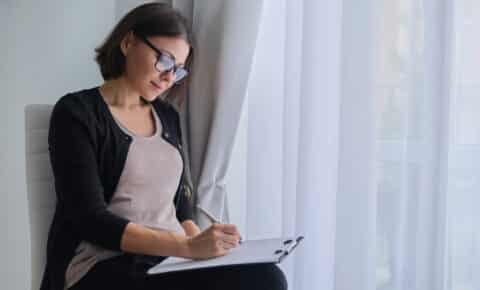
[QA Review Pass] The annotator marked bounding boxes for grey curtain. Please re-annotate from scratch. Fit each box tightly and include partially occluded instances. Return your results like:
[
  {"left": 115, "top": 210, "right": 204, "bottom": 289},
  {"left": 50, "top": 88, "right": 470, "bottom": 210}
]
[{"left": 173, "top": 0, "right": 265, "bottom": 229}]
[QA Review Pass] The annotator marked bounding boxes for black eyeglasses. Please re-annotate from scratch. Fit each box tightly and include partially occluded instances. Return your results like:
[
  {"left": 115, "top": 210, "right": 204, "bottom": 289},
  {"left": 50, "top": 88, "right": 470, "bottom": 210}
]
[{"left": 137, "top": 34, "right": 188, "bottom": 83}]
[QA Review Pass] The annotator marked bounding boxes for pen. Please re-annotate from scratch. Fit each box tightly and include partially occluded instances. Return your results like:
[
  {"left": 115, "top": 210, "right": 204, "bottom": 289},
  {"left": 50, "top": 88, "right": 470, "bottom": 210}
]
[
  {"left": 196, "top": 205, "right": 221, "bottom": 223},
  {"left": 196, "top": 205, "right": 243, "bottom": 244}
]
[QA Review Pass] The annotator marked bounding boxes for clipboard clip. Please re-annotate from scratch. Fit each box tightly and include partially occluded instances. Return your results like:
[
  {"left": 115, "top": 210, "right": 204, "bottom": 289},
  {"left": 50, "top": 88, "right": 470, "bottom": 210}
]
[{"left": 275, "top": 236, "right": 304, "bottom": 263}]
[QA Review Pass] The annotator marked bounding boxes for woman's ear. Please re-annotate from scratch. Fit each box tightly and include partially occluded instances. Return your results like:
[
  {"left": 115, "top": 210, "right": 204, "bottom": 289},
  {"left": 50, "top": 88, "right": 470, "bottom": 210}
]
[{"left": 120, "top": 31, "right": 135, "bottom": 56}]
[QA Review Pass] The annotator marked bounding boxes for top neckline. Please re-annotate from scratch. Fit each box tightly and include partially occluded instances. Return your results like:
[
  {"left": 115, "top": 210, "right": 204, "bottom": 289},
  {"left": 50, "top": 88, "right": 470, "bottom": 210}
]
[
  {"left": 95, "top": 86, "right": 161, "bottom": 140},
  {"left": 112, "top": 107, "right": 161, "bottom": 139}
]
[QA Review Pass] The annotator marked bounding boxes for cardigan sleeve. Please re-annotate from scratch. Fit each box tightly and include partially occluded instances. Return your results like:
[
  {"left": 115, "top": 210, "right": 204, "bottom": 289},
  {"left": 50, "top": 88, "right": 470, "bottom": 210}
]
[{"left": 48, "top": 95, "right": 130, "bottom": 251}]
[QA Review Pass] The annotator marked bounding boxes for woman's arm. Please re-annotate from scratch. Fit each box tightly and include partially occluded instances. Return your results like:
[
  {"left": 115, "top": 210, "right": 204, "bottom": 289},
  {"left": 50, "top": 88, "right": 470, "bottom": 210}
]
[
  {"left": 121, "top": 221, "right": 241, "bottom": 259},
  {"left": 120, "top": 222, "right": 192, "bottom": 257},
  {"left": 49, "top": 96, "right": 130, "bottom": 250}
]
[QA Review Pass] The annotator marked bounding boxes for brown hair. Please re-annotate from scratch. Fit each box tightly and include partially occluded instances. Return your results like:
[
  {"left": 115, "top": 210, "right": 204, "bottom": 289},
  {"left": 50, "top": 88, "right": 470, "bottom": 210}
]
[{"left": 95, "top": 2, "right": 193, "bottom": 107}]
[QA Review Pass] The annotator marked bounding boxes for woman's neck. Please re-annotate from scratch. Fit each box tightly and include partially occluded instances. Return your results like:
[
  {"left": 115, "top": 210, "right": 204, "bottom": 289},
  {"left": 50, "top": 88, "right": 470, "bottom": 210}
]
[{"left": 99, "top": 77, "right": 148, "bottom": 110}]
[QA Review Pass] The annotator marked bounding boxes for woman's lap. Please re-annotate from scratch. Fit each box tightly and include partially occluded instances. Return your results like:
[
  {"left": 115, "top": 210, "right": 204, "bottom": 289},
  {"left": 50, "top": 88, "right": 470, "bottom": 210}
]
[
  {"left": 69, "top": 254, "right": 288, "bottom": 290},
  {"left": 68, "top": 254, "right": 140, "bottom": 290},
  {"left": 144, "top": 262, "right": 288, "bottom": 290}
]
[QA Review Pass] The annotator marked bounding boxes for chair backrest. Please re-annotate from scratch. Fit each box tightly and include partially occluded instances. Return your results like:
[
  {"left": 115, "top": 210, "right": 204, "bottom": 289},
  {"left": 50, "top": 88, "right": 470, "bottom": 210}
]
[{"left": 24, "top": 104, "right": 55, "bottom": 290}]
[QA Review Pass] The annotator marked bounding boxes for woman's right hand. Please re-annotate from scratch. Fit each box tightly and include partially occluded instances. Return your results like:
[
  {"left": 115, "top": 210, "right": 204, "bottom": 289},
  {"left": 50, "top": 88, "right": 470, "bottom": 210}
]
[{"left": 185, "top": 223, "right": 241, "bottom": 259}]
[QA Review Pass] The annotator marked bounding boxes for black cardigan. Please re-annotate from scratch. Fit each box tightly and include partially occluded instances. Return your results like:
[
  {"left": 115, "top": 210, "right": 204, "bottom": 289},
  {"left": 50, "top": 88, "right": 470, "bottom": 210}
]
[{"left": 40, "top": 87, "right": 194, "bottom": 290}]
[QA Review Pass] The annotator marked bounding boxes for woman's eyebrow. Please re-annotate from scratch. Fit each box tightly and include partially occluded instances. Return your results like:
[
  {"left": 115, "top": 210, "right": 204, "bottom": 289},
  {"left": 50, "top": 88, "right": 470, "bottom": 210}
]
[{"left": 158, "top": 48, "right": 176, "bottom": 59}]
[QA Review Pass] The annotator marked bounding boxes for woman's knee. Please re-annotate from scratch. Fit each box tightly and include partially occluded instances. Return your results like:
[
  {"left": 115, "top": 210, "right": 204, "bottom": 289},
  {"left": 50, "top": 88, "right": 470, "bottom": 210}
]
[{"left": 246, "top": 263, "right": 288, "bottom": 290}]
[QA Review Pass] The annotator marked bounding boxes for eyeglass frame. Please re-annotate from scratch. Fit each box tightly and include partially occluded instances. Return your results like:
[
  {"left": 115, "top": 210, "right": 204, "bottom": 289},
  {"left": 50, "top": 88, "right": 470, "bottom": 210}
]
[{"left": 135, "top": 33, "right": 189, "bottom": 83}]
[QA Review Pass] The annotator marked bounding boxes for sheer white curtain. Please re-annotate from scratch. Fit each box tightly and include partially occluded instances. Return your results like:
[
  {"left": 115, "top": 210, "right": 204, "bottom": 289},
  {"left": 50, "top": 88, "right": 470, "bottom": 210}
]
[
  {"left": 239, "top": 0, "right": 375, "bottom": 289},
  {"left": 374, "top": 0, "right": 452, "bottom": 289},
  {"left": 229, "top": 0, "right": 478, "bottom": 290},
  {"left": 448, "top": 1, "right": 480, "bottom": 289}
]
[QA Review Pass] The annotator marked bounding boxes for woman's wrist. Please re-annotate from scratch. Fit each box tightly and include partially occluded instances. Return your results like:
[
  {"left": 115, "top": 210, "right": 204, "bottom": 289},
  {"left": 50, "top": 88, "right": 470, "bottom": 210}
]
[
  {"left": 149, "top": 229, "right": 192, "bottom": 258},
  {"left": 177, "top": 234, "right": 194, "bottom": 258}
]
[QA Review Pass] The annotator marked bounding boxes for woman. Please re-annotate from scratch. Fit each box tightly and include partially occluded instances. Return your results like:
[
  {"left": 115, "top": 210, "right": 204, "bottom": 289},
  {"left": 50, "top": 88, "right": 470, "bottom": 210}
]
[{"left": 40, "top": 3, "right": 287, "bottom": 290}]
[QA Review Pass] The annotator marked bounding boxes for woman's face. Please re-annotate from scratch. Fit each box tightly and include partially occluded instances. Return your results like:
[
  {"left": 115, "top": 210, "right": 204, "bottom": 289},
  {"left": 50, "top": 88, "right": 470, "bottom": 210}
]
[{"left": 121, "top": 32, "right": 190, "bottom": 102}]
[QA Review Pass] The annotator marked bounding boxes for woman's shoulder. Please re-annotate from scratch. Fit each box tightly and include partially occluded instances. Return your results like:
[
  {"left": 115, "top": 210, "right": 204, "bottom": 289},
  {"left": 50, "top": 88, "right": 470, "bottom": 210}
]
[
  {"left": 53, "top": 87, "right": 101, "bottom": 117},
  {"left": 54, "top": 86, "right": 99, "bottom": 108}
]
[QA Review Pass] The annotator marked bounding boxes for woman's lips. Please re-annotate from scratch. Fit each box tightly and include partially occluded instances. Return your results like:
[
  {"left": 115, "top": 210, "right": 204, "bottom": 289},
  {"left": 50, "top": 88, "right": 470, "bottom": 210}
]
[{"left": 151, "top": 81, "right": 163, "bottom": 90}]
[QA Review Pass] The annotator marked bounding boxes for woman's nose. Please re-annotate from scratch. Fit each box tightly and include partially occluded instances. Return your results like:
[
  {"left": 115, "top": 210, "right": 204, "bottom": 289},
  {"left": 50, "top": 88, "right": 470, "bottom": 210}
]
[{"left": 160, "top": 70, "right": 176, "bottom": 84}]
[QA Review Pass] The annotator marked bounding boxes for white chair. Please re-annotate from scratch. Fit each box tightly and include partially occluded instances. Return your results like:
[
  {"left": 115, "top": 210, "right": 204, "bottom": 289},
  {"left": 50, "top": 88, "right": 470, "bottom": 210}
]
[{"left": 25, "top": 104, "right": 55, "bottom": 290}]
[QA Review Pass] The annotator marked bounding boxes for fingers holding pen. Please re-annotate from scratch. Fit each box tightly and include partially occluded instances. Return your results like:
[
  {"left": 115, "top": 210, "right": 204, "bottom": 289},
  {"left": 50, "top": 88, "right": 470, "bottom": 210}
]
[
  {"left": 213, "top": 223, "right": 242, "bottom": 245},
  {"left": 196, "top": 206, "right": 243, "bottom": 245}
]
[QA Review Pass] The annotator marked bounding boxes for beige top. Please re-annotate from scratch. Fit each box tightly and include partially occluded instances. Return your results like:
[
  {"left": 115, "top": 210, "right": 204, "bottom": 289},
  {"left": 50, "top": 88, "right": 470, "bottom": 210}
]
[{"left": 64, "top": 107, "right": 185, "bottom": 289}]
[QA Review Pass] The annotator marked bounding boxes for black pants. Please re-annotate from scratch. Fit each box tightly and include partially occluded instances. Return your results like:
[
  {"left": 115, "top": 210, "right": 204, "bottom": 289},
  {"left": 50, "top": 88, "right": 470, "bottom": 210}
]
[{"left": 69, "top": 253, "right": 288, "bottom": 290}]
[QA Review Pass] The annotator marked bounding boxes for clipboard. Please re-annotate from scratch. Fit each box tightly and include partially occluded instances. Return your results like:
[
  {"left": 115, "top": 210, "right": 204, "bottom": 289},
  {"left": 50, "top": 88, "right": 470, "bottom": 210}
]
[{"left": 147, "top": 235, "right": 304, "bottom": 275}]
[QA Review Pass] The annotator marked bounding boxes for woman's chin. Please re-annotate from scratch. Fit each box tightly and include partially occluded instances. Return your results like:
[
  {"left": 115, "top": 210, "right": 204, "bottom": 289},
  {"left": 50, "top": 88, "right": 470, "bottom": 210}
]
[
  {"left": 142, "top": 94, "right": 159, "bottom": 103},
  {"left": 142, "top": 89, "right": 164, "bottom": 102}
]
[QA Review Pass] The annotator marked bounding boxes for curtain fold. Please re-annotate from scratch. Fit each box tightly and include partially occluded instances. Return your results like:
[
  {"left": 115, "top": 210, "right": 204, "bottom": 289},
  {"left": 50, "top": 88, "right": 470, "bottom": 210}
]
[
  {"left": 335, "top": 0, "right": 378, "bottom": 289},
  {"left": 374, "top": 0, "right": 453, "bottom": 289},
  {"left": 175, "top": 0, "right": 265, "bottom": 229},
  {"left": 294, "top": 0, "right": 345, "bottom": 289}
]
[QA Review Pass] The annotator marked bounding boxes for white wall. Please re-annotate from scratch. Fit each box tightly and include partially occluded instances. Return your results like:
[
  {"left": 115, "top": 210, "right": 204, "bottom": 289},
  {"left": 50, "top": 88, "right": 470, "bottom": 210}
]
[
  {"left": 1, "top": 2, "right": 12, "bottom": 287},
  {"left": 1, "top": 1, "right": 118, "bottom": 289}
]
